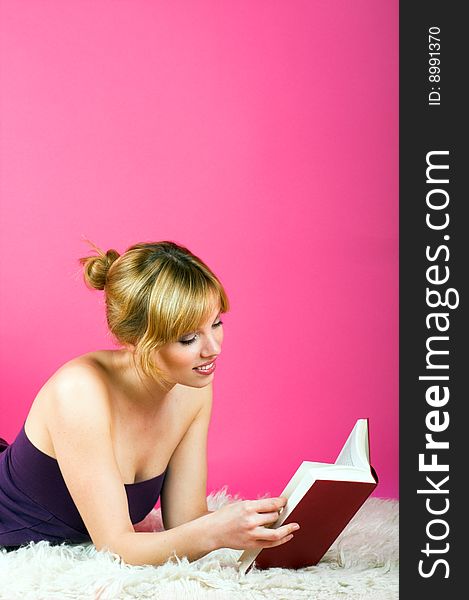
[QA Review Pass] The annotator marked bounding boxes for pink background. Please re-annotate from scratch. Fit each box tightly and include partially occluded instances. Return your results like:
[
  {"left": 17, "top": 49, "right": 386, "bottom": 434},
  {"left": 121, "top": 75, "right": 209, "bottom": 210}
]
[{"left": 0, "top": 1, "right": 398, "bottom": 499}]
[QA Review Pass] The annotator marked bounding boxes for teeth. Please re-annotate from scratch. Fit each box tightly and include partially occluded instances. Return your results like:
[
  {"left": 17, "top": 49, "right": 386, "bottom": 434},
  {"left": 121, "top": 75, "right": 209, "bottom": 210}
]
[{"left": 196, "top": 362, "right": 214, "bottom": 370}]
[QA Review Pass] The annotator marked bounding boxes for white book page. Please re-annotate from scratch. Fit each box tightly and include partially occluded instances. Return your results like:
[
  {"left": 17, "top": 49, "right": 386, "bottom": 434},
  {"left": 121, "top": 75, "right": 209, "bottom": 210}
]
[{"left": 335, "top": 419, "right": 370, "bottom": 470}]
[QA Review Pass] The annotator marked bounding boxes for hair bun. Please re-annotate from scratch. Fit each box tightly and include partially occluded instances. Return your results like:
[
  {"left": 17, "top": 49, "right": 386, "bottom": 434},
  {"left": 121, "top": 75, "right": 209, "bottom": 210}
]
[{"left": 79, "top": 242, "right": 120, "bottom": 291}]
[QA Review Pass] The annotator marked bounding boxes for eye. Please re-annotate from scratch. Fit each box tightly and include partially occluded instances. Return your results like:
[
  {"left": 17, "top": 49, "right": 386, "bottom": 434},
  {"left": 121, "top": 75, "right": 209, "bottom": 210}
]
[{"left": 179, "top": 320, "right": 223, "bottom": 345}]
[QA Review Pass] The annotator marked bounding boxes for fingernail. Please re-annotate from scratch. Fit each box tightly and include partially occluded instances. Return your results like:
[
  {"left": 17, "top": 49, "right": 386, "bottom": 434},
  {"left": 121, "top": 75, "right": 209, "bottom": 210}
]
[{"left": 293, "top": 524, "right": 300, "bottom": 530}]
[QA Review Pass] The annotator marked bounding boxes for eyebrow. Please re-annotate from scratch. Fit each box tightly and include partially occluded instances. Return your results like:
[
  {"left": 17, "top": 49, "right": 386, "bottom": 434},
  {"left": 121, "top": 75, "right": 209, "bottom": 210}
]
[{"left": 180, "top": 312, "right": 221, "bottom": 338}]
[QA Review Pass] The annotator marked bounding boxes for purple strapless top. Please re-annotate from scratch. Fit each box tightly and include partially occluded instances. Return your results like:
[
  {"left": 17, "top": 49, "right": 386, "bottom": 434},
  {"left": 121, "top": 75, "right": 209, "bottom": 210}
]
[{"left": 0, "top": 422, "right": 167, "bottom": 548}]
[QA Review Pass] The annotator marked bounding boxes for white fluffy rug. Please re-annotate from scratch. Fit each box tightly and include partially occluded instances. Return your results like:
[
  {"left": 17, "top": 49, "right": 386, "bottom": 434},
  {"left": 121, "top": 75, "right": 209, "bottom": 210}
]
[{"left": 0, "top": 488, "right": 398, "bottom": 600}]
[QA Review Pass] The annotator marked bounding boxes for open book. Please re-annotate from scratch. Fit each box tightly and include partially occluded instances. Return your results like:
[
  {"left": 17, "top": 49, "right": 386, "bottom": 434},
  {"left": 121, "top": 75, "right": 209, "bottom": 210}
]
[{"left": 237, "top": 419, "right": 378, "bottom": 572}]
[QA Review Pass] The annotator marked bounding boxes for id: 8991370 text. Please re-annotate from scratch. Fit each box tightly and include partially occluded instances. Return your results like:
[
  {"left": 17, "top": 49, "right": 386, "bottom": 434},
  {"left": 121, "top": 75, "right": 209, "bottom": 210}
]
[{"left": 428, "top": 26, "right": 441, "bottom": 106}]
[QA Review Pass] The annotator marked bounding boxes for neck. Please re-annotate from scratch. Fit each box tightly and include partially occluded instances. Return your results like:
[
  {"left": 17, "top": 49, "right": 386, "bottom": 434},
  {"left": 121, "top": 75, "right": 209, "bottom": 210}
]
[{"left": 112, "top": 348, "right": 176, "bottom": 412}]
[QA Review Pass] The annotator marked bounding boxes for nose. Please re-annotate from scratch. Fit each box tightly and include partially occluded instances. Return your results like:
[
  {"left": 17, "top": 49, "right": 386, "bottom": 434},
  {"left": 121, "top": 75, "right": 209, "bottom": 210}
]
[{"left": 201, "top": 333, "right": 222, "bottom": 359}]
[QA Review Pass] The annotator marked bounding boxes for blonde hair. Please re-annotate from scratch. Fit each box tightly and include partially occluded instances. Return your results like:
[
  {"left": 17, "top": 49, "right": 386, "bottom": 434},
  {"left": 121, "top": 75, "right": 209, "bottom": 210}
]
[{"left": 78, "top": 239, "right": 230, "bottom": 390}]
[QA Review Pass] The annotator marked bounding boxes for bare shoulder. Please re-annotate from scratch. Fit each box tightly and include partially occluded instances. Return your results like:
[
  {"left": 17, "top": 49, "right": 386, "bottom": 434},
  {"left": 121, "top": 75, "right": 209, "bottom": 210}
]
[
  {"left": 24, "top": 354, "right": 112, "bottom": 460},
  {"left": 47, "top": 355, "right": 111, "bottom": 418},
  {"left": 172, "top": 381, "right": 213, "bottom": 418},
  {"left": 157, "top": 382, "right": 213, "bottom": 448},
  {"left": 32, "top": 355, "right": 110, "bottom": 428},
  {"left": 51, "top": 354, "right": 109, "bottom": 389}
]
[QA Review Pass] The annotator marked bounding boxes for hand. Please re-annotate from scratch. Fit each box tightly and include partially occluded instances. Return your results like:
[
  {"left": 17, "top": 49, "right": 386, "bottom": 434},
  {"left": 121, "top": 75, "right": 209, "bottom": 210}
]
[{"left": 209, "top": 496, "right": 300, "bottom": 551}]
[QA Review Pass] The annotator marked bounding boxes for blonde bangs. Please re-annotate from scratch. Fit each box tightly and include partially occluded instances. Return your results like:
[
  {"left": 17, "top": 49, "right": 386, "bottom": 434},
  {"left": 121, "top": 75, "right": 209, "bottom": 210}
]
[{"left": 145, "top": 263, "right": 228, "bottom": 345}]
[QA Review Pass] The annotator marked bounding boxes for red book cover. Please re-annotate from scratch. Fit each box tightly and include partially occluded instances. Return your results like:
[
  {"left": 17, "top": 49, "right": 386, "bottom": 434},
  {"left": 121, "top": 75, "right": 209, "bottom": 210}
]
[{"left": 252, "top": 469, "right": 378, "bottom": 571}]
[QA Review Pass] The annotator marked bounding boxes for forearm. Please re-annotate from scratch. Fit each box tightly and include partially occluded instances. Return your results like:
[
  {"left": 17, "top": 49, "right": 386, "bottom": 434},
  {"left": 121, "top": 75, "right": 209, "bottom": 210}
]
[{"left": 107, "top": 512, "right": 219, "bottom": 566}]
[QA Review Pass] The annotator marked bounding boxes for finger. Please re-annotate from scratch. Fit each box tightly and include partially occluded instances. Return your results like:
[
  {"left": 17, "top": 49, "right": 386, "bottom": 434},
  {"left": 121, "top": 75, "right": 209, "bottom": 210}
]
[
  {"left": 253, "top": 522, "right": 299, "bottom": 542},
  {"left": 261, "top": 533, "right": 295, "bottom": 548},
  {"left": 253, "top": 510, "right": 284, "bottom": 528},
  {"left": 249, "top": 497, "right": 287, "bottom": 514}
]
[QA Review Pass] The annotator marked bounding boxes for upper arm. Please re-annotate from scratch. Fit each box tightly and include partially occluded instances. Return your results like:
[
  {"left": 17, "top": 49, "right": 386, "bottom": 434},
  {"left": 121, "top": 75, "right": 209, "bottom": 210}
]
[
  {"left": 160, "top": 383, "right": 213, "bottom": 530},
  {"left": 47, "top": 363, "right": 134, "bottom": 551}
]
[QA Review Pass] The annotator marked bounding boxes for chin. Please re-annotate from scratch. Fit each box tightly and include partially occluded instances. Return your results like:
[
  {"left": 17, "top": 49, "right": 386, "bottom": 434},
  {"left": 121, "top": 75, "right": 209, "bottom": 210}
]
[
  {"left": 190, "top": 379, "right": 212, "bottom": 388},
  {"left": 181, "top": 374, "right": 213, "bottom": 387}
]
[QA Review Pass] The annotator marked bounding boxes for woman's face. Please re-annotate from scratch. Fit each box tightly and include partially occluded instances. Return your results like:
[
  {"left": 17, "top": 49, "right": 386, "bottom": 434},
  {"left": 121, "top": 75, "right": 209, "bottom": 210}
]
[{"left": 154, "top": 304, "right": 224, "bottom": 388}]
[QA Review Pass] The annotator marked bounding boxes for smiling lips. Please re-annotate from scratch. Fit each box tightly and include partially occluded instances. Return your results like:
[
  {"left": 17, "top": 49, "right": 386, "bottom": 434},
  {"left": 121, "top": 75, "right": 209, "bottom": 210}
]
[{"left": 193, "top": 360, "right": 217, "bottom": 375}]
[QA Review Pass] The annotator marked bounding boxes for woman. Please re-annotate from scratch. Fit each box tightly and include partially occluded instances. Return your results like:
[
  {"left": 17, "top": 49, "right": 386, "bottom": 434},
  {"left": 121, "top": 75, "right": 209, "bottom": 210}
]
[{"left": 0, "top": 240, "right": 299, "bottom": 565}]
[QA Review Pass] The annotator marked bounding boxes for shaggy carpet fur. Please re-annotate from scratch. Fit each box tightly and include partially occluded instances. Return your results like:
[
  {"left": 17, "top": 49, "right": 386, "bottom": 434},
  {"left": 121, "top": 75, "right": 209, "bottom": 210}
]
[{"left": 0, "top": 488, "right": 398, "bottom": 600}]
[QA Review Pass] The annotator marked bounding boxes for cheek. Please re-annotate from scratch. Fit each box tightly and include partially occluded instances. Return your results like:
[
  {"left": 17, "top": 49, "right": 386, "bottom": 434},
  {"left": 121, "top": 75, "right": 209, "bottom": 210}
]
[{"left": 168, "top": 347, "right": 198, "bottom": 368}]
